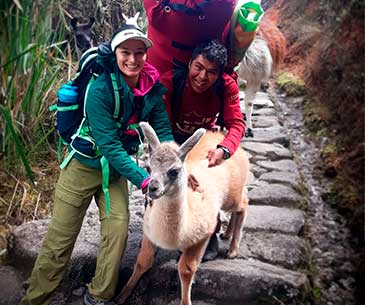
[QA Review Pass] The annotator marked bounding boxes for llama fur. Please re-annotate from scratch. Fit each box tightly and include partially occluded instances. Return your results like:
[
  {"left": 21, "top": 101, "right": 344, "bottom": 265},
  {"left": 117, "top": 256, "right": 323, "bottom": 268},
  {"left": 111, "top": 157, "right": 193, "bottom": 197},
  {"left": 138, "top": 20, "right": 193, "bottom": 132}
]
[
  {"left": 118, "top": 123, "right": 249, "bottom": 305},
  {"left": 237, "top": 17, "right": 286, "bottom": 136}
]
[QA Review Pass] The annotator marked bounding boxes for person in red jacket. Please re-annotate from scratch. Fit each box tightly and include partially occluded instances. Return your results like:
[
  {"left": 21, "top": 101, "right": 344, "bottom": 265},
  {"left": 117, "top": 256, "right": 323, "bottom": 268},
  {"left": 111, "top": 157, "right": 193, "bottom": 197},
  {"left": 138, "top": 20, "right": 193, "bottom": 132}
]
[
  {"left": 144, "top": 0, "right": 236, "bottom": 74},
  {"left": 160, "top": 40, "right": 245, "bottom": 260}
]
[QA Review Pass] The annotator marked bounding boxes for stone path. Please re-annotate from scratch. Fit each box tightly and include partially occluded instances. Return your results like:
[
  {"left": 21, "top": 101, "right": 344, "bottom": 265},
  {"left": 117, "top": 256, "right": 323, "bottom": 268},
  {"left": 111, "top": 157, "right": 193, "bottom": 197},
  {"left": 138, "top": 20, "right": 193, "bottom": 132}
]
[{"left": 0, "top": 91, "right": 311, "bottom": 305}]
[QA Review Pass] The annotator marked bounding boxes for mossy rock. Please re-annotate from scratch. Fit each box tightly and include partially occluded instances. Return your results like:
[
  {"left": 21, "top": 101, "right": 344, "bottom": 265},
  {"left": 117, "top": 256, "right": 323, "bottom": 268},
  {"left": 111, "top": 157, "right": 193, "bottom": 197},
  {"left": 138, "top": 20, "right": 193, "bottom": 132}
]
[
  {"left": 276, "top": 72, "right": 307, "bottom": 97},
  {"left": 302, "top": 97, "right": 331, "bottom": 135}
]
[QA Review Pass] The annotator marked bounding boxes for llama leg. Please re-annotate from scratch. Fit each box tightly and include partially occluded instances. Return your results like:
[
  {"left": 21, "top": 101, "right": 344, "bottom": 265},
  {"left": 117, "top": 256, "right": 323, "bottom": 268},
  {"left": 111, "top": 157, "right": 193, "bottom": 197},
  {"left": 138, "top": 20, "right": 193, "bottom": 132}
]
[
  {"left": 227, "top": 193, "right": 249, "bottom": 259},
  {"left": 178, "top": 236, "right": 210, "bottom": 305},
  {"left": 226, "top": 211, "right": 245, "bottom": 258},
  {"left": 220, "top": 212, "right": 237, "bottom": 240},
  {"left": 244, "top": 81, "right": 261, "bottom": 137},
  {"left": 118, "top": 235, "right": 155, "bottom": 304}
]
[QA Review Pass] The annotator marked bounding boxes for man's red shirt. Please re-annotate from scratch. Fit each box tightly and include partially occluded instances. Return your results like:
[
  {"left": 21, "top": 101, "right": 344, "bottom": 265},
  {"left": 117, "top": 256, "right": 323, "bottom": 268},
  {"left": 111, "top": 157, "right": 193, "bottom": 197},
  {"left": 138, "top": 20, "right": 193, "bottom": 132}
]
[{"left": 159, "top": 70, "right": 245, "bottom": 154}]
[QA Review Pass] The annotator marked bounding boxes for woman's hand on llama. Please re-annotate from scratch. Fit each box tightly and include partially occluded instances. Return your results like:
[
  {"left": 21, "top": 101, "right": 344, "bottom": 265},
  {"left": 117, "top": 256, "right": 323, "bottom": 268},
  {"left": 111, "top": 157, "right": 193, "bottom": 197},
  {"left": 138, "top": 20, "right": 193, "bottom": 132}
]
[{"left": 141, "top": 177, "right": 151, "bottom": 194}]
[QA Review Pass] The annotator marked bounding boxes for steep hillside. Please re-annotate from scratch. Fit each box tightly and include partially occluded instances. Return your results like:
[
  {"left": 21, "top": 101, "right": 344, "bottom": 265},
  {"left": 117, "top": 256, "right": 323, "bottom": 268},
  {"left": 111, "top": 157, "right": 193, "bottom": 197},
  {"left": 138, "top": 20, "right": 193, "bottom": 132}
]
[
  {"left": 266, "top": 0, "right": 364, "bottom": 241},
  {"left": 264, "top": 1, "right": 364, "bottom": 302}
]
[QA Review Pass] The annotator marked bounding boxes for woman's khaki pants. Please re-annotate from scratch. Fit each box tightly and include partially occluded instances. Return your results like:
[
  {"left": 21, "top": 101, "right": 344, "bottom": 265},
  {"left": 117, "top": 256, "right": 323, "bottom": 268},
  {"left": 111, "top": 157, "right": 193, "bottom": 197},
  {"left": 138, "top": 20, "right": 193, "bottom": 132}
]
[{"left": 20, "top": 158, "right": 129, "bottom": 305}]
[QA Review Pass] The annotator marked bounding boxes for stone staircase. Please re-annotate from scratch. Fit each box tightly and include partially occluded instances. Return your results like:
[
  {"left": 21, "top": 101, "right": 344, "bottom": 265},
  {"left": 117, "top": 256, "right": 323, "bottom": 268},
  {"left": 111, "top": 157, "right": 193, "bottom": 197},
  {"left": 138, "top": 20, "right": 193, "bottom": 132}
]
[{"left": 0, "top": 91, "right": 311, "bottom": 305}]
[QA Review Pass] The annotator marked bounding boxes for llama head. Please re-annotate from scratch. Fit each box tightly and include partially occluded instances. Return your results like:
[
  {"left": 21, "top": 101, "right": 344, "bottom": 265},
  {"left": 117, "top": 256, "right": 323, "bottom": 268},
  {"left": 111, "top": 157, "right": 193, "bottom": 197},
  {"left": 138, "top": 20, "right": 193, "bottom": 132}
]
[
  {"left": 140, "top": 122, "right": 205, "bottom": 199},
  {"left": 71, "top": 17, "right": 95, "bottom": 53}
]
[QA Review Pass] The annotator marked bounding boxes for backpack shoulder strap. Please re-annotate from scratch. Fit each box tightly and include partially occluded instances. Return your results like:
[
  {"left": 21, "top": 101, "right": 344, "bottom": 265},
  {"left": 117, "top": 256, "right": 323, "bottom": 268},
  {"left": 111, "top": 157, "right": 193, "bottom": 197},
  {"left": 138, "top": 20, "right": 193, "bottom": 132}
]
[
  {"left": 166, "top": 0, "right": 214, "bottom": 16},
  {"left": 109, "top": 72, "right": 120, "bottom": 119},
  {"left": 172, "top": 60, "right": 189, "bottom": 122}
]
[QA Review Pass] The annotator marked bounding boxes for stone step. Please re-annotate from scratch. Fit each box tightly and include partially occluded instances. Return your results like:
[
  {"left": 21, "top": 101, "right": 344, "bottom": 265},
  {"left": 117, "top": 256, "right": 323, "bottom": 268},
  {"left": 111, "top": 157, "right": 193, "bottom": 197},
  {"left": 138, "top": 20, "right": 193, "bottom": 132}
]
[
  {"left": 242, "top": 141, "right": 293, "bottom": 160},
  {"left": 244, "top": 205, "right": 305, "bottom": 235},
  {"left": 0, "top": 265, "right": 26, "bottom": 305},
  {"left": 220, "top": 231, "right": 307, "bottom": 269},
  {"left": 248, "top": 183, "right": 305, "bottom": 208},
  {"left": 242, "top": 126, "right": 289, "bottom": 146},
  {"left": 124, "top": 258, "right": 309, "bottom": 305},
  {"left": 9, "top": 202, "right": 307, "bottom": 305},
  {"left": 240, "top": 91, "right": 274, "bottom": 109}
]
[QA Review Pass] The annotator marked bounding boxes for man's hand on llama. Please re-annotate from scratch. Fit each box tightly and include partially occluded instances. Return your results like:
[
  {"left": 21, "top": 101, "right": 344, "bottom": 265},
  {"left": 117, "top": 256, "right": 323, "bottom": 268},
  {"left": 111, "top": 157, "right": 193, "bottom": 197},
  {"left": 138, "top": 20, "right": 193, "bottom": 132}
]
[{"left": 207, "top": 148, "right": 224, "bottom": 167}]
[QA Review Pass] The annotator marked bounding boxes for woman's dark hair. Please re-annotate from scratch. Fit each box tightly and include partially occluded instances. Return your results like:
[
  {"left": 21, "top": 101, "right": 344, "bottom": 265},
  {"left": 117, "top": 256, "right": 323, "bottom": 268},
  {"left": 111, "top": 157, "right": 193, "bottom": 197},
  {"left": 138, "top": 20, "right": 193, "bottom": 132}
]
[{"left": 191, "top": 39, "right": 228, "bottom": 74}]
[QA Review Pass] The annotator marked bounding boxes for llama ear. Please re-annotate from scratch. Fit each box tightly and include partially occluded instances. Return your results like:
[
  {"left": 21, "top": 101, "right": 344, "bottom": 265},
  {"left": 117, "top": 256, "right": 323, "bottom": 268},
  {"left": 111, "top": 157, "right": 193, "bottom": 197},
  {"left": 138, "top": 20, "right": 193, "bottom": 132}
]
[
  {"left": 88, "top": 17, "right": 95, "bottom": 27},
  {"left": 178, "top": 128, "right": 206, "bottom": 161},
  {"left": 140, "top": 122, "right": 160, "bottom": 153},
  {"left": 122, "top": 13, "right": 128, "bottom": 22},
  {"left": 71, "top": 18, "right": 78, "bottom": 30}
]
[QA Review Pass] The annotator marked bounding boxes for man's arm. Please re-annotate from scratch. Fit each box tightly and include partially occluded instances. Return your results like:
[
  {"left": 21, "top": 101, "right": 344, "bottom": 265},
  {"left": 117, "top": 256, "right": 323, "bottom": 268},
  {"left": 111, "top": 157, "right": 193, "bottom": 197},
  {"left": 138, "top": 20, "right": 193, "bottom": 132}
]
[{"left": 219, "top": 74, "right": 245, "bottom": 153}]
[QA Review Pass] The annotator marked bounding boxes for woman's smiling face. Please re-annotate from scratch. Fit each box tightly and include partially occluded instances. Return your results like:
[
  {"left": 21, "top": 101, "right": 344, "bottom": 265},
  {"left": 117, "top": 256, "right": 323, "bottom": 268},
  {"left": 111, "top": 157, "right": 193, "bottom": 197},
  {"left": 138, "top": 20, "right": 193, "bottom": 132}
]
[
  {"left": 115, "top": 39, "right": 147, "bottom": 86},
  {"left": 188, "top": 55, "right": 219, "bottom": 93}
]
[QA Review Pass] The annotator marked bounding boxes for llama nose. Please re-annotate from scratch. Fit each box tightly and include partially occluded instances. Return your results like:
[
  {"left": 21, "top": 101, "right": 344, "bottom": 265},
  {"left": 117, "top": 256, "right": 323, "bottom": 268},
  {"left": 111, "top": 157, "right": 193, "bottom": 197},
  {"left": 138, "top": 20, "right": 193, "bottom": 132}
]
[{"left": 148, "top": 179, "right": 160, "bottom": 193}]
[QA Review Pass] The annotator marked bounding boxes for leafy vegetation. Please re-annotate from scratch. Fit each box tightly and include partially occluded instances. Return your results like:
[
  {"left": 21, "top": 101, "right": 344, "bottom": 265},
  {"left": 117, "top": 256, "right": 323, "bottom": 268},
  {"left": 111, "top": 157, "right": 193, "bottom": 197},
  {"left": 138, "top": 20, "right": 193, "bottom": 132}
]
[
  {"left": 0, "top": 0, "right": 71, "bottom": 181},
  {"left": 276, "top": 71, "right": 306, "bottom": 97},
  {"left": 0, "top": 0, "right": 148, "bottom": 261},
  {"left": 0, "top": 0, "right": 75, "bottom": 248}
]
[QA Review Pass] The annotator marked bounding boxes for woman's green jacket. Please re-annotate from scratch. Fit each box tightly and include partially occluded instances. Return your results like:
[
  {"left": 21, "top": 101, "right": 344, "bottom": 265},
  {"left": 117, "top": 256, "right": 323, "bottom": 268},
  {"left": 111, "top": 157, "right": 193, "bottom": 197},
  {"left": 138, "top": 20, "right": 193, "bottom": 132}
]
[{"left": 73, "top": 70, "right": 173, "bottom": 188}]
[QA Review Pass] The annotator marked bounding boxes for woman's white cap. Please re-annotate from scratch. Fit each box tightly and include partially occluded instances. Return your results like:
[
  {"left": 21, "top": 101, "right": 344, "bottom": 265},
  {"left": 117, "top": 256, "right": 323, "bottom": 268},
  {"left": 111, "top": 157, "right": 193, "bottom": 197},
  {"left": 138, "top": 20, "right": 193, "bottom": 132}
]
[{"left": 111, "top": 25, "right": 152, "bottom": 52}]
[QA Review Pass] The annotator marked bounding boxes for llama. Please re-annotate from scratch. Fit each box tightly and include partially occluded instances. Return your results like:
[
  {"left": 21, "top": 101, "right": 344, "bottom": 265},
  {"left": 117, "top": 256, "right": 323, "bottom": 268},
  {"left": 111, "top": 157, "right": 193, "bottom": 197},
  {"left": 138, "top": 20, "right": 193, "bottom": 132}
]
[
  {"left": 118, "top": 122, "right": 249, "bottom": 305},
  {"left": 70, "top": 17, "right": 95, "bottom": 59},
  {"left": 238, "top": 17, "right": 286, "bottom": 137},
  {"left": 69, "top": 13, "right": 139, "bottom": 60}
]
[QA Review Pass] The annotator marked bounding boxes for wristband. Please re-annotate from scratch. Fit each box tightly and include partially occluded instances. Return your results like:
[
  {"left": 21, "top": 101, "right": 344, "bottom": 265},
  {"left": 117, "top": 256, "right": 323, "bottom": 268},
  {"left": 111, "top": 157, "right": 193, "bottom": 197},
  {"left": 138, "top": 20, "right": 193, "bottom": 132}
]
[
  {"left": 141, "top": 177, "right": 151, "bottom": 190},
  {"left": 217, "top": 145, "right": 231, "bottom": 160}
]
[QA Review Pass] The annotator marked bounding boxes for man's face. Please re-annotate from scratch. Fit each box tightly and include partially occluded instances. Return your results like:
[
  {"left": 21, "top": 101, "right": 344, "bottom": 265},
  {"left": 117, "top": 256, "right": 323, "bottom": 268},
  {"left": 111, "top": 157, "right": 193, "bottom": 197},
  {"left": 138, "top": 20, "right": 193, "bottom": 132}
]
[{"left": 188, "top": 55, "right": 219, "bottom": 94}]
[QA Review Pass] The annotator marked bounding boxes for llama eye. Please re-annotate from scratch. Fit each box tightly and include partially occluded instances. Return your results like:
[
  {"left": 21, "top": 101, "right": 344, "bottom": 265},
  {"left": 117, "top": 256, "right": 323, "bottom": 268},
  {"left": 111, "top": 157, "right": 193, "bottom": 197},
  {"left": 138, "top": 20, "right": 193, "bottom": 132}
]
[{"left": 167, "top": 168, "right": 180, "bottom": 179}]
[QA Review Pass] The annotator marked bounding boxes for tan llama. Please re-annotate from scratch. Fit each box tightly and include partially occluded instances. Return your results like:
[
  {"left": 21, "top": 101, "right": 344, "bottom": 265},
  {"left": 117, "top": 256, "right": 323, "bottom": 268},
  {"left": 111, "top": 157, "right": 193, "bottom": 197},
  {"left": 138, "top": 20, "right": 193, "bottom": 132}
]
[{"left": 118, "top": 122, "right": 249, "bottom": 305}]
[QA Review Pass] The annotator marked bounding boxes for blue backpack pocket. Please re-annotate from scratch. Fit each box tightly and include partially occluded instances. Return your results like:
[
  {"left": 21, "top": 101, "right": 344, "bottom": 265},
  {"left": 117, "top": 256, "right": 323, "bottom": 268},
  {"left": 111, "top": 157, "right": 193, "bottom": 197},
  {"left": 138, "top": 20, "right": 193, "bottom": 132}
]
[{"left": 57, "top": 84, "right": 81, "bottom": 143}]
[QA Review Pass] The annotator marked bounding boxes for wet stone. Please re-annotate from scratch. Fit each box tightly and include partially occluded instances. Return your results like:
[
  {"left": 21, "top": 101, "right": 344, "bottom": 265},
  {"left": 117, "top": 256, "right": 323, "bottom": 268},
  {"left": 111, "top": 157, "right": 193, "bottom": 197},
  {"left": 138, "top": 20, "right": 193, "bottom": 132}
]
[
  {"left": 220, "top": 232, "right": 307, "bottom": 269},
  {"left": 252, "top": 115, "right": 281, "bottom": 128},
  {"left": 0, "top": 265, "right": 25, "bottom": 305},
  {"left": 259, "top": 171, "right": 302, "bottom": 190},
  {"left": 250, "top": 164, "right": 269, "bottom": 178},
  {"left": 242, "top": 142, "right": 292, "bottom": 160},
  {"left": 256, "top": 159, "right": 299, "bottom": 174},
  {"left": 249, "top": 154, "right": 268, "bottom": 164},
  {"left": 242, "top": 126, "right": 289, "bottom": 146},
  {"left": 247, "top": 171, "right": 256, "bottom": 186},
  {"left": 244, "top": 205, "right": 305, "bottom": 235},
  {"left": 240, "top": 91, "right": 273, "bottom": 105},
  {"left": 194, "top": 259, "right": 308, "bottom": 304},
  {"left": 249, "top": 183, "right": 304, "bottom": 208},
  {"left": 254, "top": 107, "right": 277, "bottom": 116}
]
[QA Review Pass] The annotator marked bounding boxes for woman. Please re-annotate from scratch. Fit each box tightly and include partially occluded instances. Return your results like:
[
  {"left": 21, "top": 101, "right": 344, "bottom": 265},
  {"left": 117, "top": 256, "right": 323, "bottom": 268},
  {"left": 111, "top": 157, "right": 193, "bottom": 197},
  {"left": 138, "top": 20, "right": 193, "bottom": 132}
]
[{"left": 20, "top": 23, "right": 173, "bottom": 305}]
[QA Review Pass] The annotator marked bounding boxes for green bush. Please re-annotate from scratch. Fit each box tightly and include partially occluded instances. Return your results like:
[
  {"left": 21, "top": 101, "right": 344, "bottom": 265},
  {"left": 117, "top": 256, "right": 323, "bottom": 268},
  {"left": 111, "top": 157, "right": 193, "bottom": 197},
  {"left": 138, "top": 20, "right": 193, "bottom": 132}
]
[
  {"left": 276, "top": 71, "right": 307, "bottom": 97},
  {"left": 0, "top": 0, "right": 70, "bottom": 181}
]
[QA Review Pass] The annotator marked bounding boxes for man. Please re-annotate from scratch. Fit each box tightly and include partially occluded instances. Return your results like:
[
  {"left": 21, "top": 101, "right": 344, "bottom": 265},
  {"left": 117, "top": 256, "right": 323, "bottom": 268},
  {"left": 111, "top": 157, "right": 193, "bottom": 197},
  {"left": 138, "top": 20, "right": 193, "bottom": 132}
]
[{"left": 160, "top": 40, "right": 245, "bottom": 260}]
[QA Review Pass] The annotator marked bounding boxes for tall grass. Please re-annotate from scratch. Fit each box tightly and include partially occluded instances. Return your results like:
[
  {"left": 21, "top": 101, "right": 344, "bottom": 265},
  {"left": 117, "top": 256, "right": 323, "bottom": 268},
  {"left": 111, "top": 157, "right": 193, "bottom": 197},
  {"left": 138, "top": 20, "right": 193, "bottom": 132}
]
[{"left": 0, "top": 0, "right": 70, "bottom": 182}]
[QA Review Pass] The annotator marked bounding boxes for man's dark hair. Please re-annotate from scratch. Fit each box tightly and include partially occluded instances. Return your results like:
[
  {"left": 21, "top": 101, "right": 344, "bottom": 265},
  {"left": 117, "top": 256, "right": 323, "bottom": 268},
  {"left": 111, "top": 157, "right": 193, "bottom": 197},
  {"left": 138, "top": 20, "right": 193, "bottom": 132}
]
[{"left": 191, "top": 40, "right": 228, "bottom": 74}]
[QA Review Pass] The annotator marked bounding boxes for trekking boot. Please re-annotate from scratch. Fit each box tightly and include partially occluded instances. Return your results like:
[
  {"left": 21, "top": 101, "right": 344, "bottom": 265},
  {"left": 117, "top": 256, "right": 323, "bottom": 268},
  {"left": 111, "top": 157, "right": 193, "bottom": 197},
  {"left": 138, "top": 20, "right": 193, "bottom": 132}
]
[
  {"left": 84, "top": 290, "right": 117, "bottom": 305},
  {"left": 202, "top": 233, "right": 219, "bottom": 262}
]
